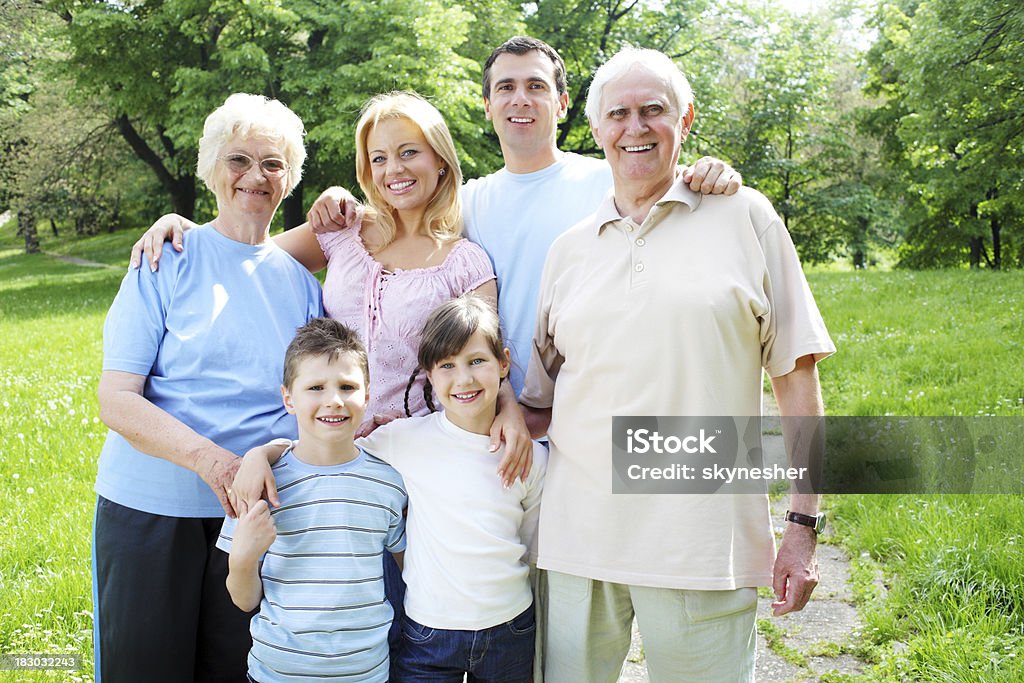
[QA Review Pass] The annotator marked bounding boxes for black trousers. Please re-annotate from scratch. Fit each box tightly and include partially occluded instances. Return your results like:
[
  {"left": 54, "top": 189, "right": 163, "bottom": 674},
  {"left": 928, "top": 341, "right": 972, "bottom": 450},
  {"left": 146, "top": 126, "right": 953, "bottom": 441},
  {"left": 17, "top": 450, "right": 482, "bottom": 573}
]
[{"left": 93, "top": 496, "right": 255, "bottom": 683}]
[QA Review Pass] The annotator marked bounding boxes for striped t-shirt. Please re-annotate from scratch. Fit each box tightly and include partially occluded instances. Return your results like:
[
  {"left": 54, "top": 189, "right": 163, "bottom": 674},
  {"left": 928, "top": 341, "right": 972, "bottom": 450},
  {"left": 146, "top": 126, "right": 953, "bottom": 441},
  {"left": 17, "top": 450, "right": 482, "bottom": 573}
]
[{"left": 218, "top": 448, "right": 407, "bottom": 682}]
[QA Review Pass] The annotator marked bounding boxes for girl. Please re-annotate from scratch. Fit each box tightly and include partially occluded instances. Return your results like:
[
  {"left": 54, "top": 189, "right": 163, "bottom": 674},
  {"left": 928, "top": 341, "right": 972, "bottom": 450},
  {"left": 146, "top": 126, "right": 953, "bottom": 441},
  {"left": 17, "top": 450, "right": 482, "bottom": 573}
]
[{"left": 235, "top": 294, "right": 546, "bottom": 682}]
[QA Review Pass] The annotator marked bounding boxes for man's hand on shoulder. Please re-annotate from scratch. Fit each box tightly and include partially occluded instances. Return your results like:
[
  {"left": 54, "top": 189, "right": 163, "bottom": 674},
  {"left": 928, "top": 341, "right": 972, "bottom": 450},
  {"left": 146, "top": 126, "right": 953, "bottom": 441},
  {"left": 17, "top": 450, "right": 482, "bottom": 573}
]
[{"left": 682, "top": 156, "right": 742, "bottom": 196}]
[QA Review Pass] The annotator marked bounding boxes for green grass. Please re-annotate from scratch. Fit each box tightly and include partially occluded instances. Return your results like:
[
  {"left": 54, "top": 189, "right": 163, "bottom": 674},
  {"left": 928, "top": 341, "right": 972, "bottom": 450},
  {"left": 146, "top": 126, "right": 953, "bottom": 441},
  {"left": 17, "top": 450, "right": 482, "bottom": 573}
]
[
  {"left": 1, "top": 225, "right": 1023, "bottom": 682},
  {"left": 808, "top": 270, "right": 1024, "bottom": 417},
  {"left": 0, "top": 250, "right": 121, "bottom": 682},
  {"left": 831, "top": 495, "right": 1024, "bottom": 682}
]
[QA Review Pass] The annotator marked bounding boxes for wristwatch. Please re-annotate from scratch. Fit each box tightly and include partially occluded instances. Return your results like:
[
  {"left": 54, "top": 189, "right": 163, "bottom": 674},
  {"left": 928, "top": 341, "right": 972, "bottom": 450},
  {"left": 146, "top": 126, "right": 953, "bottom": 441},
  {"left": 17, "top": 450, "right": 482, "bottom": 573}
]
[{"left": 785, "top": 510, "right": 827, "bottom": 534}]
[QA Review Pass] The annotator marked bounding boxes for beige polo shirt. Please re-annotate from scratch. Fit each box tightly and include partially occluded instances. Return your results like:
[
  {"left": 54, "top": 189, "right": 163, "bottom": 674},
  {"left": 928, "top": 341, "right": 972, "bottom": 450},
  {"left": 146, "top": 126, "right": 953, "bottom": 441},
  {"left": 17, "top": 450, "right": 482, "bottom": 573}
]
[{"left": 520, "top": 179, "right": 835, "bottom": 590}]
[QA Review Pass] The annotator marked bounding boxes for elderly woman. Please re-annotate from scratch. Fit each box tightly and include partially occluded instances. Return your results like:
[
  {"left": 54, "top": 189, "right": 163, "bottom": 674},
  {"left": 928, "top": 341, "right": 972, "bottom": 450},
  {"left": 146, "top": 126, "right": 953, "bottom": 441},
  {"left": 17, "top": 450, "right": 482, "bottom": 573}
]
[{"left": 93, "top": 94, "right": 322, "bottom": 682}]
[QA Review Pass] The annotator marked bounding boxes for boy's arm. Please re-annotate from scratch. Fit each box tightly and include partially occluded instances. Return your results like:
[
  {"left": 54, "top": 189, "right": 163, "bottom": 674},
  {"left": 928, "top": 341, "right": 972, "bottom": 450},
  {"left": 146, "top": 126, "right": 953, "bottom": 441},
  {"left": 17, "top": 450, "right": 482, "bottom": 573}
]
[
  {"left": 226, "top": 500, "right": 277, "bottom": 612},
  {"left": 230, "top": 440, "right": 291, "bottom": 514}
]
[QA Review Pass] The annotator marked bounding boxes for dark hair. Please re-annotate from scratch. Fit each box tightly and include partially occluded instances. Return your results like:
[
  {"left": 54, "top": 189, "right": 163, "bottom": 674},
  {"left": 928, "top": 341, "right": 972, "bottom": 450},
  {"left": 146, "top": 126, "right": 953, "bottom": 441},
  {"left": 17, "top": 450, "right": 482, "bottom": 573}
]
[
  {"left": 283, "top": 318, "right": 369, "bottom": 390},
  {"left": 482, "top": 35, "right": 568, "bottom": 99},
  {"left": 403, "top": 295, "right": 505, "bottom": 417}
]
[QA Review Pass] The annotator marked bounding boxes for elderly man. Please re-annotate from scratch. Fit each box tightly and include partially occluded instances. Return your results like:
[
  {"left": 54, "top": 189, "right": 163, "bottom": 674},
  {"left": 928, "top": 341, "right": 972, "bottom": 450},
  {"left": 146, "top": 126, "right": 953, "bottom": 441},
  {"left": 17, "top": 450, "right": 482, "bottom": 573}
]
[{"left": 520, "top": 48, "right": 836, "bottom": 682}]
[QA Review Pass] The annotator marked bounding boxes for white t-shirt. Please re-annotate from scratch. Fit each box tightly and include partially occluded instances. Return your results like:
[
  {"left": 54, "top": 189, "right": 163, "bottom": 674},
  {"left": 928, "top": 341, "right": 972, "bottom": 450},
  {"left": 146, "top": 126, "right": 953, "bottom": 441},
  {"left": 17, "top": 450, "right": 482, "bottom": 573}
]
[
  {"left": 359, "top": 411, "right": 547, "bottom": 630},
  {"left": 462, "top": 154, "right": 612, "bottom": 395}
]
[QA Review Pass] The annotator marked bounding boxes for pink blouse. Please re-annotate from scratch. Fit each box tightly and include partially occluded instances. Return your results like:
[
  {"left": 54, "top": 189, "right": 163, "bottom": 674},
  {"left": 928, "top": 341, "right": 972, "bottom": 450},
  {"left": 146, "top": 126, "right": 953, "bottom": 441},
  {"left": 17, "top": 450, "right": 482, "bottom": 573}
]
[{"left": 317, "top": 223, "right": 496, "bottom": 419}]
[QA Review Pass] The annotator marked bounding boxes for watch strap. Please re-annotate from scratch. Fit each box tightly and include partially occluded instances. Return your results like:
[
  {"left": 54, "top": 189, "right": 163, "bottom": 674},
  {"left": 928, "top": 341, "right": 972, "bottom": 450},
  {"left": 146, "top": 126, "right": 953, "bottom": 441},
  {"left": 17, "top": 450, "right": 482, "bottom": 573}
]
[{"left": 785, "top": 510, "right": 826, "bottom": 534}]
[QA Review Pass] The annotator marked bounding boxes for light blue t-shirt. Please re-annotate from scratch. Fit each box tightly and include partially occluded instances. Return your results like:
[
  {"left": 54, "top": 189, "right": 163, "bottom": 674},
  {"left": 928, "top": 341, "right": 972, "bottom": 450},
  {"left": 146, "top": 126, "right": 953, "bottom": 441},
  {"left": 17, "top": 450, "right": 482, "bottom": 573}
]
[
  {"left": 95, "top": 225, "right": 323, "bottom": 517},
  {"left": 462, "top": 153, "right": 612, "bottom": 395},
  {"left": 217, "top": 448, "right": 407, "bottom": 683}
]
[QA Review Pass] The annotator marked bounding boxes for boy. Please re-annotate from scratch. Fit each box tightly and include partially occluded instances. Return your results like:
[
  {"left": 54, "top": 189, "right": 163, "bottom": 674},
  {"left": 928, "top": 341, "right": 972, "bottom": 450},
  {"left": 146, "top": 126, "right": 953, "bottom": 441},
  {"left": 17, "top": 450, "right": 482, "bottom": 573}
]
[{"left": 216, "top": 318, "right": 407, "bottom": 682}]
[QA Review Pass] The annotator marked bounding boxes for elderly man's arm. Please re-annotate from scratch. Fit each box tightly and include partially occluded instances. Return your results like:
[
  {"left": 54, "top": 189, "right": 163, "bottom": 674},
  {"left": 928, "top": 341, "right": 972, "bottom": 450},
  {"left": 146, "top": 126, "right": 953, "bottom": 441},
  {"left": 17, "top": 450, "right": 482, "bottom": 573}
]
[
  {"left": 98, "top": 370, "right": 242, "bottom": 517},
  {"left": 769, "top": 354, "right": 823, "bottom": 616}
]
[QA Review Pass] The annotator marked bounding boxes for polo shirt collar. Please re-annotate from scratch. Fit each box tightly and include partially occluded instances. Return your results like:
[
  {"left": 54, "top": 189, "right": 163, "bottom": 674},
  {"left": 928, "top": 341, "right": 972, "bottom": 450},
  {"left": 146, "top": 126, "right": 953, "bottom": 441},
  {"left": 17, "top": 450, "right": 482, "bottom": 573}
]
[{"left": 594, "top": 173, "right": 703, "bottom": 234}]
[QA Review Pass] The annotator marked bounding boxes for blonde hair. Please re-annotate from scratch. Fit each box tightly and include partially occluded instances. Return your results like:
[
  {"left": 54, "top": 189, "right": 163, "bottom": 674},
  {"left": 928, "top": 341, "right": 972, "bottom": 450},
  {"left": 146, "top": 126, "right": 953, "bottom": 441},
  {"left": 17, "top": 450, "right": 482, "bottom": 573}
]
[
  {"left": 355, "top": 92, "right": 463, "bottom": 249},
  {"left": 197, "top": 93, "right": 306, "bottom": 197}
]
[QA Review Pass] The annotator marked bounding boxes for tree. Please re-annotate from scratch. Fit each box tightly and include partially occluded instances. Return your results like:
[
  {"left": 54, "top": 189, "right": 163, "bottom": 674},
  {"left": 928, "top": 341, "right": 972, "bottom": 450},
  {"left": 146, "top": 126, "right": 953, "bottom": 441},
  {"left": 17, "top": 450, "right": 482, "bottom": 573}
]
[
  {"left": 47, "top": 0, "right": 487, "bottom": 224},
  {"left": 866, "top": 0, "right": 1024, "bottom": 268}
]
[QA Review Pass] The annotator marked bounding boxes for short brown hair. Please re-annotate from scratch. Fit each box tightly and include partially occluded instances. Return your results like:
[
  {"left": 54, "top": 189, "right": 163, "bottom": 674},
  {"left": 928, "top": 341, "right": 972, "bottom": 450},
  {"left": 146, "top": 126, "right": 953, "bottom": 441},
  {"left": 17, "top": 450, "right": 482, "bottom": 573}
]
[
  {"left": 404, "top": 295, "right": 504, "bottom": 416},
  {"left": 283, "top": 318, "right": 369, "bottom": 390},
  {"left": 482, "top": 36, "right": 567, "bottom": 99}
]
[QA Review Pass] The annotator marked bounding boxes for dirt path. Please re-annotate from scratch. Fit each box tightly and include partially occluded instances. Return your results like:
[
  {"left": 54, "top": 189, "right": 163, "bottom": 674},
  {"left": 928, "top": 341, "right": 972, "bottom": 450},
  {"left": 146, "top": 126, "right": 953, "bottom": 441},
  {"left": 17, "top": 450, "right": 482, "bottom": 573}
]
[
  {"left": 617, "top": 400, "right": 872, "bottom": 682},
  {"left": 44, "top": 252, "right": 121, "bottom": 269}
]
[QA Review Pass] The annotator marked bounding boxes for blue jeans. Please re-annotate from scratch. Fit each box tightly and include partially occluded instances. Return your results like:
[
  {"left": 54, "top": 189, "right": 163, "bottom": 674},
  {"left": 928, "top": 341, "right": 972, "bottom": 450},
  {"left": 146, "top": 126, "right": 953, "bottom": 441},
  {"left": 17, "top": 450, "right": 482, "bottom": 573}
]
[{"left": 392, "top": 605, "right": 535, "bottom": 683}]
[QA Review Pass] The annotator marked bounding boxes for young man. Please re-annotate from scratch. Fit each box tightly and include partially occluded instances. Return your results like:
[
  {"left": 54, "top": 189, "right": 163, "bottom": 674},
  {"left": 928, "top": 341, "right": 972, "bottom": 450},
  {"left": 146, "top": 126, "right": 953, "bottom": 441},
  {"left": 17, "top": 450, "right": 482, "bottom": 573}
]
[{"left": 217, "top": 318, "right": 407, "bottom": 682}]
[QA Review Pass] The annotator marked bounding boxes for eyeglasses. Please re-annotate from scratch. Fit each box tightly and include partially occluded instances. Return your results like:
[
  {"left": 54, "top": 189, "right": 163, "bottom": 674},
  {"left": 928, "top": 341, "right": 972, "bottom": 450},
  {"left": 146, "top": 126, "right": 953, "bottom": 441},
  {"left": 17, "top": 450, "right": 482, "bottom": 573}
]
[{"left": 220, "top": 153, "right": 290, "bottom": 176}]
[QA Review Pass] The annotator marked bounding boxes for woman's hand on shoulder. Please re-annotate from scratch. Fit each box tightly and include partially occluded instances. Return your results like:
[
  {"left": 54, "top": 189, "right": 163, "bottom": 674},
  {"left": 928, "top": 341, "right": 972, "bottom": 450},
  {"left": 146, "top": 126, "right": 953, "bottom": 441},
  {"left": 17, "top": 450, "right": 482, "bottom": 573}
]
[
  {"left": 129, "top": 213, "right": 199, "bottom": 272},
  {"left": 355, "top": 411, "right": 402, "bottom": 439},
  {"left": 307, "top": 186, "right": 363, "bottom": 234}
]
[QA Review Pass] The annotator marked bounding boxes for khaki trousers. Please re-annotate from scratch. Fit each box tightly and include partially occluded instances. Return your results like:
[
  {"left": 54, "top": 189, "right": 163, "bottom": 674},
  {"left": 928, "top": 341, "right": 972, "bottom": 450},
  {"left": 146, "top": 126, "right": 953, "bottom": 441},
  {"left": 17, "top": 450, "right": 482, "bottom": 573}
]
[{"left": 543, "top": 570, "right": 757, "bottom": 683}]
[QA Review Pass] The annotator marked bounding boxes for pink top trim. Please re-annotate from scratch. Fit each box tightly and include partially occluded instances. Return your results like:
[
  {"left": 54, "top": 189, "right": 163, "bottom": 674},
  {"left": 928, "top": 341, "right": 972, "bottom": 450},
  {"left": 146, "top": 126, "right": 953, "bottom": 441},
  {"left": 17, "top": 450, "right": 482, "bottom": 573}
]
[{"left": 317, "top": 222, "right": 496, "bottom": 418}]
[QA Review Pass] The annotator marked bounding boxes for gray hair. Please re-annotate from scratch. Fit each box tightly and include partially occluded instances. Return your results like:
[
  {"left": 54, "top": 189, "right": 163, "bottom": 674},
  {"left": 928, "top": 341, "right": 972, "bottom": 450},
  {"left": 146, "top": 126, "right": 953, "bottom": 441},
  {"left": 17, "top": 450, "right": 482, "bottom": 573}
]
[
  {"left": 196, "top": 93, "right": 306, "bottom": 197},
  {"left": 584, "top": 47, "right": 694, "bottom": 125}
]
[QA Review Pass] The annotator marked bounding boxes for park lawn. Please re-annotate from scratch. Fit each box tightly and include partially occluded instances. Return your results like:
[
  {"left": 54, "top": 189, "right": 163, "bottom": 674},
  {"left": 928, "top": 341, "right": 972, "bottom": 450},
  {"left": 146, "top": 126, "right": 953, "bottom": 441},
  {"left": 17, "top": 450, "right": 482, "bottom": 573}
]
[{"left": 0, "top": 225, "right": 1022, "bottom": 681}]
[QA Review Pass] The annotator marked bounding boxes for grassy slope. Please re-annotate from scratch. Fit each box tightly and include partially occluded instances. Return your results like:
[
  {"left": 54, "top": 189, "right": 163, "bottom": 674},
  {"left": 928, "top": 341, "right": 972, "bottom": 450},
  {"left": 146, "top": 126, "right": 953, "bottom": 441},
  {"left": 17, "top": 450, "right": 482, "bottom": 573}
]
[{"left": 1, "top": 223, "right": 1022, "bottom": 681}]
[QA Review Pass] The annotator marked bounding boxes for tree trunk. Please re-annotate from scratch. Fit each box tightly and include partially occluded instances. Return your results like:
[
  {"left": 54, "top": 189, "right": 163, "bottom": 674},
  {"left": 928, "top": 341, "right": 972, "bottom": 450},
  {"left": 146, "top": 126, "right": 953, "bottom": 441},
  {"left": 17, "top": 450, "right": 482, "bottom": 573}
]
[
  {"left": 852, "top": 216, "right": 868, "bottom": 269},
  {"left": 991, "top": 217, "right": 1001, "bottom": 270},
  {"left": 20, "top": 209, "right": 39, "bottom": 254},
  {"left": 283, "top": 181, "right": 304, "bottom": 229},
  {"left": 50, "top": 218, "right": 59, "bottom": 237},
  {"left": 116, "top": 115, "right": 196, "bottom": 219},
  {"left": 969, "top": 237, "right": 983, "bottom": 269},
  {"left": 171, "top": 176, "right": 196, "bottom": 221}
]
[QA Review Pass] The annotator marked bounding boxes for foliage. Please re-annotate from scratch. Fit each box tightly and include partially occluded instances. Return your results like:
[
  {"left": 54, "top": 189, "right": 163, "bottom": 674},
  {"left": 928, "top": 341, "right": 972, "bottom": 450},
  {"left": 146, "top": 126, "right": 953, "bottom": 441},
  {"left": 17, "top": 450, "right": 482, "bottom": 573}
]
[
  {"left": 42, "top": 0, "right": 488, "bottom": 222},
  {"left": 1, "top": 0, "right": 1020, "bottom": 266},
  {"left": 866, "top": 0, "right": 1024, "bottom": 268}
]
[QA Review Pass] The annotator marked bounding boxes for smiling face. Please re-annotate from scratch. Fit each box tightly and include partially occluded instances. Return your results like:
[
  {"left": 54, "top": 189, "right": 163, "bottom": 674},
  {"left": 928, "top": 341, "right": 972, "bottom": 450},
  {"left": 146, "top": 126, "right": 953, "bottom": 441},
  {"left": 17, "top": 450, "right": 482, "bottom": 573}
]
[
  {"left": 282, "top": 351, "right": 369, "bottom": 453},
  {"left": 427, "top": 329, "right": 510, "bottom": 435},
  {"left": 484, "top": 50, "right": 569, "bottom": 172},
  {"left": 590, "top": 67, "right": 693, "bottom": 192},
  {"left": 366, "top": 116, "right": 445, "bottom": 227},
  {"left": 212, "top": 135, "right": 289, "bottom": 225}
]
